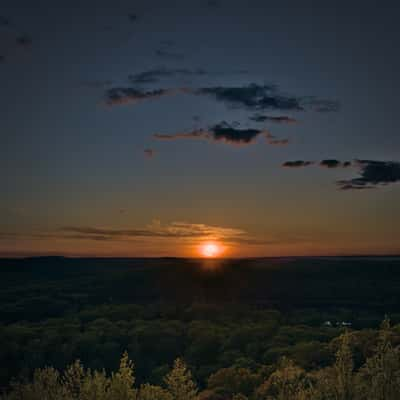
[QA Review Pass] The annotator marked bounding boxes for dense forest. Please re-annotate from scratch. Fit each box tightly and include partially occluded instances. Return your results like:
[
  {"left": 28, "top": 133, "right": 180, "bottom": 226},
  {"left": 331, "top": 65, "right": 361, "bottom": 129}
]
[
  {"left": 1, "top": 257, "right": 400, "bottom": 398},
  {"left": 2, "top": 320, "right": 400, "bottom": 399}
]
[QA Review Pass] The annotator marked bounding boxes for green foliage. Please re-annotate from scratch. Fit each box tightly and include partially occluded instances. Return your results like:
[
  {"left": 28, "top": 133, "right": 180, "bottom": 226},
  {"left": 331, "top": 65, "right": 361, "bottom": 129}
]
[
  {"left": 137, "top": 383, "right": 172, "bottom": 400},
  {"left": 2, "top": 320, "right": 400, "bottom": 400},
  {"left": 232, "top": 394, "right": 248, "bottom": 400},
  {"left": 207, "top": 366, "right": 260, "bottom": 397},
  {"left": 107, "top": 352, "right": 137, "bottom": 400},
  {"left": 356, "top": 318, "right": 400, "bottom": 400},
  {"left": 255, "top": 357, "right": 311, "bottom": 400},
  {"left": 333, "top": 331, "right": 354, "bottom": 400}
]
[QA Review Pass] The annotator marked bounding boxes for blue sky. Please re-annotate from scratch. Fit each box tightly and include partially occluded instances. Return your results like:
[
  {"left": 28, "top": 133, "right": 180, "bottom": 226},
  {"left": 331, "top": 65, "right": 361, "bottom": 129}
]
[{"left": 1, "top": 0, "right": 399, "bottom": 257}]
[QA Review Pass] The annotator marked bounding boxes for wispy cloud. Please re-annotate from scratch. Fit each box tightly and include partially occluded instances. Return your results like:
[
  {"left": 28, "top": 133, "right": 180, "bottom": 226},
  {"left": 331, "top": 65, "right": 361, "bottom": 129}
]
[
  {"left": 128, "top": 67, "right": 247, "bottom": 84},
  {"left": 197, "top": 84, "right": 340, "bottom": 112},
  {"left": 129, "top": 68, "right": 208, "bottom": 84},
  {"left": 249, "top": 114, "right": 298, "bottom": 124},
  {"left": 197, "top": 83, "right": 303, "bottom": 111},
  {"left": 103, "top": 82, "right": 339, "bottom": 114},
  {"left": 153, "top": 122, "right": 287, "bottom": 146},
  {"left": 105, "top": 87, "right": 183, "bottom": 106},
  {"left": 59, "top": 221, "right": 248, "bottom": 243},
  {"left": 266, "top": 136, "right": 289, "bottom": 146},
  {"left": 154, "top": 130, "right": 208, "bottom": 141}
]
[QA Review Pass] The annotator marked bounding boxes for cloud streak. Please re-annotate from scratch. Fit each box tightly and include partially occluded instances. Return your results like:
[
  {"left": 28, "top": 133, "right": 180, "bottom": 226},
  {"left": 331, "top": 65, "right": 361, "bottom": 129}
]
[
  {"left": 103, "top": 82, "right": 339, "bottom": 114},
  {"left": 249, "top": 114, "right": 298, "bottom": 124},
  {"left": 197, "top": 84, "right": 339, "bottom": 112},
  {"left": 282, "top": 160, "right": 315, "bottom": 168},
  {"left": 129, "top": 68, "right": 208, "bottom": 84},
  {"left": 154, "top": 122, "right": 288, "bottom": 146},
  {"left": 59, "top": 221, "right": 250, "bottom": 243},
  {"left": 105, "top": 87, "right": 183, "bottom": 105},
  {"left": 128, "top": 67, "right": 247, "bottom": 84}
]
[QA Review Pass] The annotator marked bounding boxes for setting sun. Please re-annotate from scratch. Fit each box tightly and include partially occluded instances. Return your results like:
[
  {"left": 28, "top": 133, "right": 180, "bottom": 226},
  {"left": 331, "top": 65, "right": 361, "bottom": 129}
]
[{"left": 200, "top": 242, "right": 222, "bottom": 258}]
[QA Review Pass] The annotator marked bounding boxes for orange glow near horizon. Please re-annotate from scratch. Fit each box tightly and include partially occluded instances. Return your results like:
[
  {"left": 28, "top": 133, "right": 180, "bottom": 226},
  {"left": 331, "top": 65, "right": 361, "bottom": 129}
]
[{"left": 199, "top": 242, "right": 223, "bottom": 258}]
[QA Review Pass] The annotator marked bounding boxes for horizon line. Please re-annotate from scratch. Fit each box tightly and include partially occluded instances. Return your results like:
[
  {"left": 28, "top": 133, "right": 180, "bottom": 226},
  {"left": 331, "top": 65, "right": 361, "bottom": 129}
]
[{"left": 1, "top": 254, "right": 400, "bottom": 261}]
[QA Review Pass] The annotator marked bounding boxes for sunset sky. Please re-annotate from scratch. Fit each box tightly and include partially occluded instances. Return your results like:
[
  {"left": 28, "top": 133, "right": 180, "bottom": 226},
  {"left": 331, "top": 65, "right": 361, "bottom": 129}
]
[{"left": 1, "top": 0, "right": 399, "bottom": 257}]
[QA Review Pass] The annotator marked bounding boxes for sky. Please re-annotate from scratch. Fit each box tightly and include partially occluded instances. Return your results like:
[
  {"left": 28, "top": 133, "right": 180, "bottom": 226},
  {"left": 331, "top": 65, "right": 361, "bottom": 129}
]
[{"left": 0, "top": 0, "right": 399, "bottom": 257}]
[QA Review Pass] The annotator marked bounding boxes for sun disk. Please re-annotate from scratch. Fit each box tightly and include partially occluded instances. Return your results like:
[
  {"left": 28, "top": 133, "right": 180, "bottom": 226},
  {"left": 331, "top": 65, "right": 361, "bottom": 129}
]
[{"left": 200, "top": 242, "right": 222, "bottom": 258}]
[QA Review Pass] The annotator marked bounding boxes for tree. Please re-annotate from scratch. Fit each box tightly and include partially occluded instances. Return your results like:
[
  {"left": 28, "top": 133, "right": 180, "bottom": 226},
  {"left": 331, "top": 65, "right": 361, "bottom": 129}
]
[
  {"left": 164, "top": 358, "right": 198, "bottom": 400},
  {"left": 207, "top": 366, "right": 260, "bottom": 397},
  {"left": 80, "top": 370, "right": 109, "bottom": 400},
  {"left": 107, "top": 352, "right": 137, "bottom": 400},
  {"left": 254, "top": 357, "right": 310, "bottom": 400},
  {"left": 63, "top": 360, "right": 85, "bottom": 400},
  {"left": 333, "top": 331, "right": 354, "bottom": 400},
  {"left": 232, "top": 394, "right": 248, "bottom": 400},
  {"left": 356, "top": 318, "right": 400, "bottom": 400},
  {"left": 6, "top": 367, "right": 67, "bottom": 400},
  {"left": 137, "top": 383, "right": 172, "bottom": 400}
]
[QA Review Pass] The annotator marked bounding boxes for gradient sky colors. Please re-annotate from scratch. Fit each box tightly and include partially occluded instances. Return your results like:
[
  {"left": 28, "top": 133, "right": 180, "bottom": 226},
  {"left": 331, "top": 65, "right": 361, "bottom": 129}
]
[{"left": 1, "top": 0, "right": 399, "bottom": 257}]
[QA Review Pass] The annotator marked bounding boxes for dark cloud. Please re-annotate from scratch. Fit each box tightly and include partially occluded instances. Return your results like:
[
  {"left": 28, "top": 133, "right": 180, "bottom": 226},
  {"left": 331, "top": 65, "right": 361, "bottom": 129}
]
[
  {"left": 282, "top": 160, "right": 314, "bottom": 168},
  {"left": 154, "top": 122, "right": 280, "bottom": 146},
  {"left": 212, "top": 123, "right": 265, "bottom": 144},
  {"left": 337, "top": 160, "right": 400, "bottom": 190},
  {"left": 320, "top": 159, "right": 352, "bottom": 168},
  {"left": 104, "top": 82, "right": 337, "bottom": 116},
  {"left": 0, "top": 55, "right": 5, "bottom": 63},
  {"left": 198, "top": 84, "right": 340, "bottom": 113},
  {"left": 197, "top": 84, "right": 304, "bottom": 111},
  {"left": 282, "top": 159, "right": 351, "bottom": 168},
  {"left": 249, "top": 114, "right": 298, "bottom": 124},
  {"left": 105, "top": 87, "right": 180, "bottom": 105},
  {"left": 144, "top": 148, "right": 156, "bottom": 158}
]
